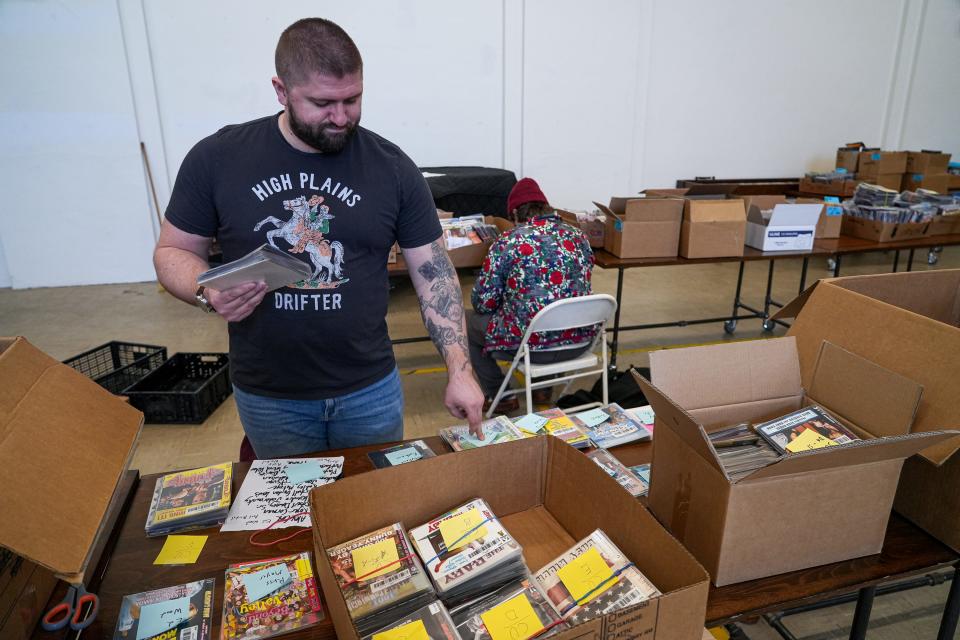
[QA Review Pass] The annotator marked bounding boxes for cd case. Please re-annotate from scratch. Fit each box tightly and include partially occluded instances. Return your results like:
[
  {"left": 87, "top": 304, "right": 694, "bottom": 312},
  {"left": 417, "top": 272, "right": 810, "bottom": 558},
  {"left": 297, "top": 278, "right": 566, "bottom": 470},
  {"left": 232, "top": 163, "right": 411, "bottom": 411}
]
[{"left": 197, "top": 243, "right": 312, "bottom": 292}]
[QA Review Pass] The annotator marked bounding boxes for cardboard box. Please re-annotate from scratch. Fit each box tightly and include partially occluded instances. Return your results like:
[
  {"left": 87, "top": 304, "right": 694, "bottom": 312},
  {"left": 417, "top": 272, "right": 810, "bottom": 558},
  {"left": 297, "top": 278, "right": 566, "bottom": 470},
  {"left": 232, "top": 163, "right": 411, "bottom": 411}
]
[
  {"left": 950, "top": 173, "right": 960, "bottom": 191},
  {"left": 865, "top": 173, "right": 904, "bottom": 191},
  {"left": 905, "top": 151, "right": 952, "bottom": 175},
  {"left": 387, "top": 243, "right": 399, "bottom": 264},
  {"left": 745, "top": 202, "right": 821, "bottom": 251},
  {"left": 858, "top": 150, "right": 908, "bottom": 177},
  {"left": 799, "top": 177, "right": 860, "bottom": 197},
  {"left": 680, "top": 198, "right": 745, "bottom": 259},
  {"left": 836, "top": 147, "right": 861, "bottom": 173},
  {"left": 741, "top": 196, "right": 838, "bottom": 240},
  {"left": 901, "top": 173, "right": 951, "bottom": 194},
  {"left": 773, "top": 270, "right": 960, "bottom": 552},
  {"left": 595, "top": 197, "right": 683, "bottom": 258},
  {"left": 445, "top": 216, "right": 513, "bottom": 269},
  {"left": 310, "top": 437, "right": 710, "bottom": 640},
  {"left": 841, "top": 214, "right": 930, "bottom": 243},
  {"left": 928, "top": 214, "right": 960, "bottom": 236},
  {"left": 0, "top": 337, "right": 142, "bottom": 583},
  {"left": 634, "top": 337, "right": 956, "bottom": 586},
  {"left": 557, "top": 209, "right": 605, "bottom": 249}
]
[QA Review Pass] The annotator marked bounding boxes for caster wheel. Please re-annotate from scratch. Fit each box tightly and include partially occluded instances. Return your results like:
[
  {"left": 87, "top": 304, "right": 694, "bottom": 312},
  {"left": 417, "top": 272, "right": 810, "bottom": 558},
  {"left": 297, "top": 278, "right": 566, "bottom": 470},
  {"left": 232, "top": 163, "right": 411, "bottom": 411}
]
[
  {"left": 827, "top": 258, "right": 837, "bottom": 272},
  {"left": 723, "top": 319, "right": 737, "bottom": 335},
  {"left": 762, "top": 319, "right": 775, "bottom": 332},
  {"left": 928, "top": 252, "right": 939, "bottom": 266}
]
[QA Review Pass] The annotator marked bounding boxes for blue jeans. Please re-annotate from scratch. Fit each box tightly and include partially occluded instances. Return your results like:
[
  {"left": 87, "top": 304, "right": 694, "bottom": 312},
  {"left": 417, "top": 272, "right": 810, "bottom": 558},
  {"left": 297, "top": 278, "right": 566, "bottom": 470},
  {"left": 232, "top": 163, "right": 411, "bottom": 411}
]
[{"left": 233, "top": 368, "right": 404, "bottom": 458}]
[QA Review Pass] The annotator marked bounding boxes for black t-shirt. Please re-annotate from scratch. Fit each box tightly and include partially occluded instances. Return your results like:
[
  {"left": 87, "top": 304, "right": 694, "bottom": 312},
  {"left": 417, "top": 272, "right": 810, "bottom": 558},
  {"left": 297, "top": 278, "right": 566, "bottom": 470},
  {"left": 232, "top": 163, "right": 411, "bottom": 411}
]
[{"left": 165, "top": 113, "right": 441, "bottom": 399}]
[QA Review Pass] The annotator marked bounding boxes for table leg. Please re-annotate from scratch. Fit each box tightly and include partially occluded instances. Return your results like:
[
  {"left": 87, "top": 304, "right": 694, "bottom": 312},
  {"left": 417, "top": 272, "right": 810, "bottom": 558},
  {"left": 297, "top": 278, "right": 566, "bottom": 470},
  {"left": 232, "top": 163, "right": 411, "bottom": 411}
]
[
  {"left": 936, "top": 564, "right": 960, "bottom": 640},
  {"left": 893, "top": 250, "right": 900, "bottom": 273},
  {"left": 729, "top": 262, "right": 745, "bottom": 318},
  {"left": 799, "top": 256, "right": 809, "bottom": 294},
  {"left": 763, "top": 260, "right": 775, "bottom": 319},
  {"left": 849, "top": 585, "right": 875, "bottom": 640},
  {"left": 833, "top": 254, "right": 842, "bottom": 277},
  {"left": 610, "top": 268, "right": 624, "bottom": 369},
  {"left": 907, "top": 248, "right": 915, "bottom": 272}
]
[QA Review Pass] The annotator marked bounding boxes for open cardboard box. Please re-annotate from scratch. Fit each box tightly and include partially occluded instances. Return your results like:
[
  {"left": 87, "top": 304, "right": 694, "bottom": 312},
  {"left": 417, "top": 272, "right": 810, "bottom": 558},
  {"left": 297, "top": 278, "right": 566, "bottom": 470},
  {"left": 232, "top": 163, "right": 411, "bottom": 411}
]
[
  {"left": 445, "top": 216, "right": 513, "bottom": 269},
  {"left": 798, "top": 177, "right": 860, "bottom": 197},
  {"left": 841, "top": 214, "right": 930, "bottom": 243},
  {"left": 858, "top": 150, "right": 907, "bottom": 177},
  {"left": 595, "top": 197, "right": 683, "bottom": 258},
  {"left": 0, "top": 337, "right": 143, "bottom": 585},
  {"left": 310, "top": 436, "right": 709, "bottom": 640},
  {"left": 633, "top": 337, "right": 957, "bottom": 586},
  {"left": 557, "top": 209, "right": 605, "bottom": 249},
  {"left": 741, "top": 195, "right": 838, "bottom": 239},
  {"left": 773, "top": 270, "right": 960, "bottom": 551},
  {"left": 928, "top": 214, "right": 960, "bottom": 236},
  {"left": 744, "top": 202, "right": 821, "bottom": 251}
]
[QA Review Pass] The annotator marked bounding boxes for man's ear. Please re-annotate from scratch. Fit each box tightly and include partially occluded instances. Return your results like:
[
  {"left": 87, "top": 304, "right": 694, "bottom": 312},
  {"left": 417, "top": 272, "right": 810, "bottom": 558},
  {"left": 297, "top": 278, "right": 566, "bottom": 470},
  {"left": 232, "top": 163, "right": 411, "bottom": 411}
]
[{"left": 272, "top": 77, "right": 288, "bottom": 107}]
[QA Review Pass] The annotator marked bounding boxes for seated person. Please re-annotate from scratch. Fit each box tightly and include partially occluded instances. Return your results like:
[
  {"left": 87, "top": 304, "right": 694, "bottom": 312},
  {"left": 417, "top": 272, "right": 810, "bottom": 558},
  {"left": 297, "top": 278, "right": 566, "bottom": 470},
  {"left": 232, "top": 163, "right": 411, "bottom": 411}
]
[{"left": 468, "top": 178, "right": 596, "bottom": 412}]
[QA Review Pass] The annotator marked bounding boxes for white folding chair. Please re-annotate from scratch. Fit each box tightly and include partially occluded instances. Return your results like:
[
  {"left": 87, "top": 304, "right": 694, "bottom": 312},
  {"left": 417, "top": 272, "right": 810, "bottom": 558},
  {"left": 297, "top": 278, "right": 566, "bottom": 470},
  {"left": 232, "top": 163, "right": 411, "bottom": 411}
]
[{"left": 485, "top": 294, "right": 617, "bottom": 417}]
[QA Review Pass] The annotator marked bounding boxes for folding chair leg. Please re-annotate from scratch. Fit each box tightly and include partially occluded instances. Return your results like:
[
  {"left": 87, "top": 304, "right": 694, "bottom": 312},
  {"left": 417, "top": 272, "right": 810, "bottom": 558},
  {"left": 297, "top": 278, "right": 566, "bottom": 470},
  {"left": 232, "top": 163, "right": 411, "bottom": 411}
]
[
  {"left": 601, "top": 338, "right": 610, "bottom": 405},
  {"left": 524, "top": 347, "right": 533, "bottom": 415},
  {"left": 487, "top": 355, "right": 522, "bottom": 419}
]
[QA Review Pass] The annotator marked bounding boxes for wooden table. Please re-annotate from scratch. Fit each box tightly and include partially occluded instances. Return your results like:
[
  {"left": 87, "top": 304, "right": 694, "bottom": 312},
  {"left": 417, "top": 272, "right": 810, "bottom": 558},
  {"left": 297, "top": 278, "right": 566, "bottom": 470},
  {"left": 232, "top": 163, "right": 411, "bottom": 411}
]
[
  {"left": 595, "top": 232, "right": 960, "bottom": 367},
  {"left": 33, "top": 437, "right": 960, "bottom": 640}
]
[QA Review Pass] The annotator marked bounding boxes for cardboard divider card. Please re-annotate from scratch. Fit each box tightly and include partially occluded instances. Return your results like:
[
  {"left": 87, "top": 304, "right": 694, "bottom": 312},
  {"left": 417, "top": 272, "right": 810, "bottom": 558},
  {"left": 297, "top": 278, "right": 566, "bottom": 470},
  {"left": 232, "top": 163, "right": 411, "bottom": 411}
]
[
  {"left": 556, "top": 546, "right": 618, "bottom": 604},
  {"left": 242, "top": 563, "right": 292, "bottom": 602},
  {"left": 480, "top": 593, "right": 545, "bottom": 640},
  {"left": 153, "top": 535, "right": 208, "bottom": 565},
  {"left": 384, "top": 447, "right": 422, "bottom": 465},
  {"left": 351, "top": 538, "right": 400, "bottom": 580},
  {"left": 372, "top": 619, "right": 430, "bottom": 640},
  {"left": 439, "top": 508, "right": 488, "bottom": 549},
  {"left": 515, "top": 414, "right": 548, "bottom": 433},
  {"left": 136, "top": 596, "right": 190, "bottom": 640},
  {"left": 573, "top": 408, "right": 610, "bottom": 428}
]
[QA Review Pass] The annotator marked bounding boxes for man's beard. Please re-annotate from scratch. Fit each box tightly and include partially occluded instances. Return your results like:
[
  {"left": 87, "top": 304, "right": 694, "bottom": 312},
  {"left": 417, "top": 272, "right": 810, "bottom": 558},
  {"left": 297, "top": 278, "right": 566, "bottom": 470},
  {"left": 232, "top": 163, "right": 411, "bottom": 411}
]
[{"left": 286, "top": 103, "right": 359, "bottom": 153}]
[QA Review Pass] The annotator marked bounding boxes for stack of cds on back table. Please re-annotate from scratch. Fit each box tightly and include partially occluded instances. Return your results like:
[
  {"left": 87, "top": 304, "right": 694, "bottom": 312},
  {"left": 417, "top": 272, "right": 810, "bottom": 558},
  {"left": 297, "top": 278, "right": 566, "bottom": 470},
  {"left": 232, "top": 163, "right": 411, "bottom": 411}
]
[
  {"left": 410, "top": 498, "right": 528, "bottom": 606},
  {"left": 326, "top": 523, "right": 436, "bottom": 636}
]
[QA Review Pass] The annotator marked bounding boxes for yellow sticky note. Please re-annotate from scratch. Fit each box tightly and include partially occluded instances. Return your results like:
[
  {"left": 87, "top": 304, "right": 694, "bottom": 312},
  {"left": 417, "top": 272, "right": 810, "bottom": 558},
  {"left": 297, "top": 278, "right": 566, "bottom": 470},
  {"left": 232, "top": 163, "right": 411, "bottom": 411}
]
[
  {"left": 439, "top": 508, "right": 488, "bottom": 550},
  {"left": 351, "top": 538, "right": 400, "bottom": 580},
  {"left": 372, "top": 619, "right": 430, "bottom": 640},
  {"left": 785, "top": 428, "right": 838, "bottom": 453},
  {"left": 481, "top": 593, "right": 545, "bottom": 640},
  {"left": 153, "top": 535, "right": 208, "bottom": 565},
  {"left": 557, "top": 546, "right": 618, "bottom": 604}
]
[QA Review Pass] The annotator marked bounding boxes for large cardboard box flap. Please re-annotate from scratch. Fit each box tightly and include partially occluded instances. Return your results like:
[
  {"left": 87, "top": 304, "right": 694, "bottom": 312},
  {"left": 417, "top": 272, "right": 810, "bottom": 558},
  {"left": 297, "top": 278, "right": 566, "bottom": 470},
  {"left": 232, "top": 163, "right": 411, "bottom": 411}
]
[
  {"left": 604, "top": 197, "right": 684, "bottom": 222},
  {"left": 772, "top": 272, "right": 960, "bottom": 465},
  {"left": 310, "top": 437, "right": 709, "bottom": 640},
  {"left": 0, "top": 337, "right": 143, "bottom": 581}
]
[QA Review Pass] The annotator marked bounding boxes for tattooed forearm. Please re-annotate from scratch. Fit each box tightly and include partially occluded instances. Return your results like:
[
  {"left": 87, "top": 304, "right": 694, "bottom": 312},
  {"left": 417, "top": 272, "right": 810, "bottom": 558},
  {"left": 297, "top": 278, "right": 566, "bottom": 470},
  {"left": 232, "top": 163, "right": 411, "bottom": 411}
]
[{"left": 415, "top": 241, "right": 470, "bottom": 365}]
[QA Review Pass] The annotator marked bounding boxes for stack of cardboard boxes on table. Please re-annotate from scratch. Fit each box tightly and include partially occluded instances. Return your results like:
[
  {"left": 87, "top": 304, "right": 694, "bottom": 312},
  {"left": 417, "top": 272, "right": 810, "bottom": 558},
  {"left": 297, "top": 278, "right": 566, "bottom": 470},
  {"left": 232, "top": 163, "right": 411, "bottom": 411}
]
[{"left": 833, "top": 144, "right": 953, "bottom": 194}]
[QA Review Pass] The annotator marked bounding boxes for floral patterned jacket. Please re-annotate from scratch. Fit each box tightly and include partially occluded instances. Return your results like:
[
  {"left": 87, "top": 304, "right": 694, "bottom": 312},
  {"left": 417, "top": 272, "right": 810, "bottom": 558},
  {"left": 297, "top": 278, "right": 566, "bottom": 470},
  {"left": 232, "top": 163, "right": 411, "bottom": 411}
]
[{"left": 471, "top": 213, "right": 595, "bottom": 353}]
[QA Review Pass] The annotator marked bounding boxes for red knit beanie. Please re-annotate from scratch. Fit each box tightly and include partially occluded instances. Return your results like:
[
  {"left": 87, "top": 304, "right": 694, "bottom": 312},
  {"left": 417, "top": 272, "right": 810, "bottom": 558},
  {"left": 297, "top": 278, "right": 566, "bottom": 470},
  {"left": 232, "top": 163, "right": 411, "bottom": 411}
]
[{"left": 507, "top": 177, "right": 548, "bottom": 213}]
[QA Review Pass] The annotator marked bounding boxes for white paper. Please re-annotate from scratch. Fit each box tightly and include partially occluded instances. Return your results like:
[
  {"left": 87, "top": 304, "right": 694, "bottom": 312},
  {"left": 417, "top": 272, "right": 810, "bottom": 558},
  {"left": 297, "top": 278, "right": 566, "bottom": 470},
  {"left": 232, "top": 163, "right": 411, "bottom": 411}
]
[
  {"left": 220, "top": 457, "right": 344, "bottom": 532},
  {"left": 421, "top": 171, "right": 446, "bottom": 178}
]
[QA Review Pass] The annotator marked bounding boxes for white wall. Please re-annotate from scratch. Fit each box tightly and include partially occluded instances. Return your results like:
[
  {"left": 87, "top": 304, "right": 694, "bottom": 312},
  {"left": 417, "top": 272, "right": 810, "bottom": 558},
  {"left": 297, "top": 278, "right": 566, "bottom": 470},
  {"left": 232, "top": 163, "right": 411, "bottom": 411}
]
[{"left": 2, "top": 0, "right": 958, "bottom": 288}]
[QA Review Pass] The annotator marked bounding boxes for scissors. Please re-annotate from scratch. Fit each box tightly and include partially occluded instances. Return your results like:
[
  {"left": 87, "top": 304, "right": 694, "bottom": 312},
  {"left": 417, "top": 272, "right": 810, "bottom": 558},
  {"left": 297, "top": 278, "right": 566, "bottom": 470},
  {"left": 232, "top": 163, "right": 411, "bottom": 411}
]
[{"left": 41, "top": 583, "right": 99, "bottom": 632}]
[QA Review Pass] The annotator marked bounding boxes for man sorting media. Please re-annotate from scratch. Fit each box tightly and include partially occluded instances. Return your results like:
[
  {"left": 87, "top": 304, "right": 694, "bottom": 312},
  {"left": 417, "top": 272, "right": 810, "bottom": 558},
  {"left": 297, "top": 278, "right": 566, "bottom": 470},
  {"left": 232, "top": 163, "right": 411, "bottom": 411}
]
[{"left": 154, "top": 18, "right": 484, "bottom": 457}]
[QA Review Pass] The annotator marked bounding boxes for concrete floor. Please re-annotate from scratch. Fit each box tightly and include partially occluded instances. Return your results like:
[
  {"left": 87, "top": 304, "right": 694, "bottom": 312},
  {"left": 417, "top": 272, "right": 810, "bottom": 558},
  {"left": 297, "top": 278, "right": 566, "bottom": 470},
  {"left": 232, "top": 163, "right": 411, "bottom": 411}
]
[{"left": 2, "top": 246, "right": 958, "bottom": 639}]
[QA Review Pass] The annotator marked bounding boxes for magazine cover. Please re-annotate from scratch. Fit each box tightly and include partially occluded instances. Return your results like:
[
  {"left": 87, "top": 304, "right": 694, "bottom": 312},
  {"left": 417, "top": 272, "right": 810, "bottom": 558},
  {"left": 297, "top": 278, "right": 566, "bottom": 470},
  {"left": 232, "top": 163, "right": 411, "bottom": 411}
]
[
  {"left": 409, "top": 498, "right": 522, "bottom": 595},
  {"left": 326, "top": 523, "right": 433, "bottom": 621},
  {"left": 585, "top": 449, "right": 647, "bottom": 498},
  {"left": 533, "top": 530, "right": 659, "bottom": 625},
  {"left": 361, "top": 601, "right": 460, "bottom": 640},
  {"left": 221, "top": 552, "right": 323, "bottom": 639},
  {"left": 439, "top": 416, "right": 527, "bottom": 452},
  {"left": 755, "top": 405, "right": 860, "bottom": 455},
  {"left": 146, "top": 463, "right": 233, "bottom": 535},
  {"left": 114, "top": 578, "right": 215, "bottom": 640},
  {"left": 449, "top": 577, "right": 566, "bottom": 640},
  {"left": 368, "top": 440, "right": 437, "bottom": 469}
]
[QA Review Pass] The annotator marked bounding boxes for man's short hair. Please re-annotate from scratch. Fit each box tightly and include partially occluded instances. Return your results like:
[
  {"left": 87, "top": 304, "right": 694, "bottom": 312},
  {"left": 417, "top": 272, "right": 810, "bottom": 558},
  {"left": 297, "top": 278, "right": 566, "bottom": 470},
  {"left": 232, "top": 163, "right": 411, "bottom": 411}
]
[{"left": 276, "top": 18, "right": 363, "bottom": 86}]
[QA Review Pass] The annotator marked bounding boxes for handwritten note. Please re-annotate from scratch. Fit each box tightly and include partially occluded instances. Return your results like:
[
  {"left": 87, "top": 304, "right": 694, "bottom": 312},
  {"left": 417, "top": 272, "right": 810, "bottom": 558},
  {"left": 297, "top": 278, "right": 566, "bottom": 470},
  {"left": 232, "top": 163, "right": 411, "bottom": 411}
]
[
  {"left": 557, "top": 547, "right": 618, "bottom": 604},
  {"left": 137, "top": 596, "right": 189, "bottom": 640},
  {"left": 514, "top": 414, "right": 548, "bottom": 433},
  {"left": 373, "top": 619, "right": 430, "bottom": 640},
  {"left": 385, "top": 447, "right": 422, "bottom": 466},
  {"left": 786, "top": 428, "right": 838, "bottom": 453},
  {"left": 284, "top": 460, "right": 325, "bottom": 484},
  {"left": 352, "top": 539, "right": 400, "bottom": 580},
  {"left": 220, "top": 457, "right": 344, "bottom": 532},
  {"left": 153, "top": 535, "right": 207, "bottom": 565},
  {"left": 574, "top": 408, "right": 611, "bottom": 428},
  {"left": 439, "top": 508, "right": 488, "bottom": 549},
  {"left": 242, "top": 564, "right": 292, "bottom": 602},
  {"left": 480, "top": 593, "right": 544, "bottom": 640}
]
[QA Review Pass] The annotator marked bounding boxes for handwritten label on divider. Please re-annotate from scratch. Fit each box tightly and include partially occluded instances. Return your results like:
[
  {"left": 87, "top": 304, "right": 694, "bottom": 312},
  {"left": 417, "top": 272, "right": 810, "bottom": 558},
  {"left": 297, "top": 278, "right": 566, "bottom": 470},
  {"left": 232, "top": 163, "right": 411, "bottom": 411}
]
[
  {"left": 352, "top": 539, "right": 400, "bottom": 580},
  {"left": 384, "top": 447, "right": 422, "bottom": 466},
  {"left": 241, "top": 564, "right": 292, "bottom": 602},
  {"left": 136, "top": 596, "right": 189, "bottom": 640},
  {"left": 439, "top": 508, "right": 488, "bottom": 549},
  {"left": 480, "top": 593, "right": 544, "bottom": 640}
]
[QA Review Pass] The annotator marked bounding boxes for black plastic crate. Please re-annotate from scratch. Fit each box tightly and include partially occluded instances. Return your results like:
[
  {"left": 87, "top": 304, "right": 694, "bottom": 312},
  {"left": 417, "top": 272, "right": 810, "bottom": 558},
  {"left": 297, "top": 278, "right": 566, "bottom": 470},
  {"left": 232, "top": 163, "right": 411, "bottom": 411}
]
[
  {"left": 63, "top": 341, "right": 167, "bottom": 395},
  {"left": 124, "top": 353, "right": 231, "bottom": 424}
]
